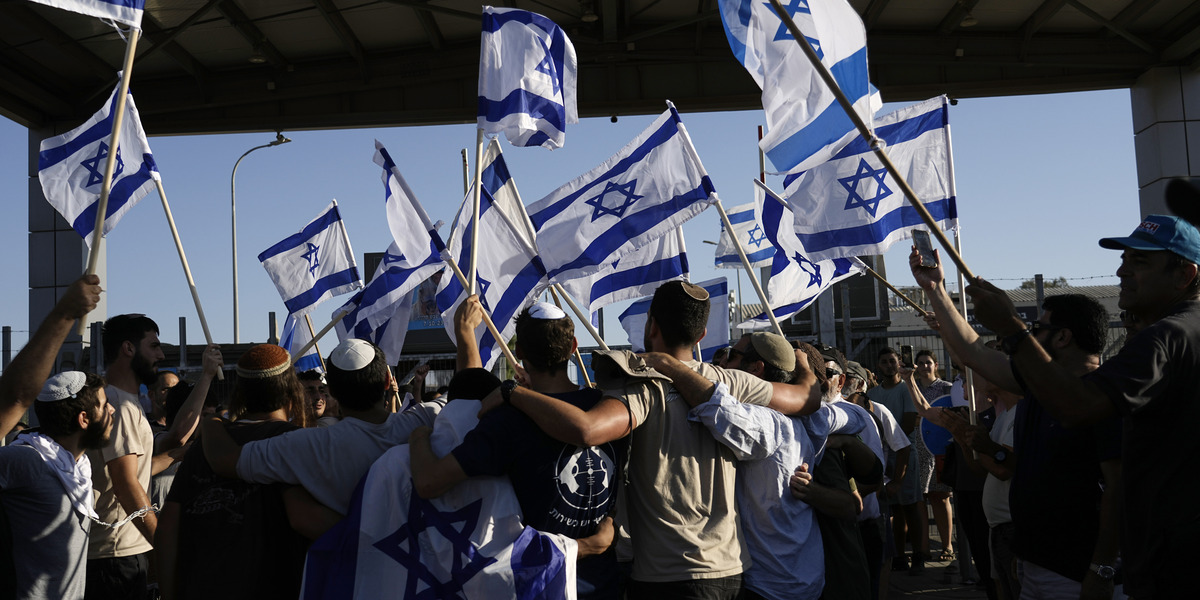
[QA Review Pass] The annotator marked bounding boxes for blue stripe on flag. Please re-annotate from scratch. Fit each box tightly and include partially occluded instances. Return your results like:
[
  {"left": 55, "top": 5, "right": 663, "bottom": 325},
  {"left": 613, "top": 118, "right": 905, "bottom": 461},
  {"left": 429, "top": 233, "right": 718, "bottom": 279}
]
[
  {"left": 478, "top": 89, "right": 567, "bottom": 133},
  {"left": 69, "top": 159, "right": 156, "bottom": 237},
  {"left": 547, "top": 183, "right": 710, "bottom": 279},
  {"left": 475, "top": 259, "right": 548, "bottom": 357},
  {"left": 716, "top": 247, "right": 774, "bottom": 266},
  {"left": 510, "top": 526, "right": 570, "bottom": 599},
  {"left": 726, "top": 209, "right": 755, "bottom": 225},
  {"left": 284, "top": 267, "right": 361, "bottom": 314},
  {"left": 795, "top": 198, "right": 957, "bottom": 253},
  {"left": 588, "top": 254, "right": 687, "bottom": 299},
  {"left": 529, "top": 116, "right": 679, "bottom": 229},
  {"left": 37, "top": 92, "right": 121, "bottom": 170},
  {"left": 258, "top": 207, "right": 343, "bottom": 261},
  {"left": 828, "top": 103, "right": 946, "bottom": 160},
  {"left": 764, "top": 48, "right": 869, "bottom": 170}
]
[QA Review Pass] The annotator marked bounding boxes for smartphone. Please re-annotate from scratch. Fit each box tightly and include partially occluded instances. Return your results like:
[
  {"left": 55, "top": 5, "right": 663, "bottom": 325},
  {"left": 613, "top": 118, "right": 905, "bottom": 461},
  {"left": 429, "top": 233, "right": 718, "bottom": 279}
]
[
  {"left": 901, "top": 345, "right": 914, "bottom": 368},
  {"left": 912, "top": 229, "right": 937, "bottom": 268}
]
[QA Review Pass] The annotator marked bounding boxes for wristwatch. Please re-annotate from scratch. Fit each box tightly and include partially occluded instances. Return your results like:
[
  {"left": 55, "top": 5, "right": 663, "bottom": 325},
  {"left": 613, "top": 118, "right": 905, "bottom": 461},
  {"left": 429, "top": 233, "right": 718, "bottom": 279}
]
[
  {"left": 1089, "top": 563, "right": 1116, "bottom": 581},
  {"left": 992, "top": 448, "right": 1008, "bottom": 463},
  {"left": 1000, "top": 328, "right": 1033, "bottom": 355},
  {"left": 499, "top": 379, "right": 519, "bottom": 404}
]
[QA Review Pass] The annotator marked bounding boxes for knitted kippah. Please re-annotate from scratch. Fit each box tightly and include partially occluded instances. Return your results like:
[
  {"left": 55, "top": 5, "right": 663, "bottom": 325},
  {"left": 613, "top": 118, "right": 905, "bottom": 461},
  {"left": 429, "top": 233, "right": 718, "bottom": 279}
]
[
  {"left": 37, "top": 371, "right": 88, "bottom": 402},
  {"left": 236, "top": 344, "right": 291, "bottom": 379}
]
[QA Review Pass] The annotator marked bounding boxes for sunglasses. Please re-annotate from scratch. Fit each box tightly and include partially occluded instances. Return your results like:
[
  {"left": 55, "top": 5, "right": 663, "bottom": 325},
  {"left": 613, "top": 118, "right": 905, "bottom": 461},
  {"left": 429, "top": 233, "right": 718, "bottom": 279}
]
[{"left": 1029, "top": 321, "right": 1063, "bottom": 336}]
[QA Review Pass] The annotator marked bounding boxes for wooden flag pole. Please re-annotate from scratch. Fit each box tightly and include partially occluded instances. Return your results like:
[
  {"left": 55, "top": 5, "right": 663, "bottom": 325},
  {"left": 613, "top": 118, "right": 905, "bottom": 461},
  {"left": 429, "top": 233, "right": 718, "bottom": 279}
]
[
  {"left": 440, "top": 253, "right": 520, "bottom": 367},
  {"left": 78, "top": 28, "right": 141, "bottom": 336},
  {"left": 468, "top": 129, "right": 485, "bottom": 295},
  {"left": 669, "top": 102, "right": 784, "bottom": 336},
  {"left": 290, "top": 309, "right": 349, "bottom": 366},
  {"left": 765, "top": 0, "right": 975, "bottom": 282},
  {"left": 303, "top": 314, "right": 328, "bottom": 372},
  {"left": 154, "top": 179, "right": 223, "bottom": 380},
  {"left": 548, "top": 287, "right": 594, "bottom": 388}
]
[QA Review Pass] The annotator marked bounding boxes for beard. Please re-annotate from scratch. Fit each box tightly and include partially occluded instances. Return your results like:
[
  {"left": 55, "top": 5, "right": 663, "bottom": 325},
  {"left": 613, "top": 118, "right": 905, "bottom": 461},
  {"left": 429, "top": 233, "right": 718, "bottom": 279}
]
[
  {"left": 131, "top": 349, "right": 159, "bottom": 385},
  {"left": 79, "top": 412, "right": 111, "bottom": 451}
]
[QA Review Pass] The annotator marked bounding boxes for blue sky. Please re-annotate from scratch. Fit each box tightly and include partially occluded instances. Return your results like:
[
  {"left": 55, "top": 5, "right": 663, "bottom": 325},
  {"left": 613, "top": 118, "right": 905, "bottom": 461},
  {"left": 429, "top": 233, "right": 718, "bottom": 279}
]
[{"left": 0, "top": 88, "right": 1139, "bottom": 351}]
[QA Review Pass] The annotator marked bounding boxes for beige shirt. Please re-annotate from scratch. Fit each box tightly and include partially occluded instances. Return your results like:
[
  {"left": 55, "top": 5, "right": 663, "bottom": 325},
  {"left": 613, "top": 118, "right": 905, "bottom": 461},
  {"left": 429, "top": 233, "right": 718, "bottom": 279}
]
[
  {"left": 598, "top": 353, "right": 772, "bottom": 582},
  {"left": 88, "top": 385, "right": 154, "bottom": 558}
]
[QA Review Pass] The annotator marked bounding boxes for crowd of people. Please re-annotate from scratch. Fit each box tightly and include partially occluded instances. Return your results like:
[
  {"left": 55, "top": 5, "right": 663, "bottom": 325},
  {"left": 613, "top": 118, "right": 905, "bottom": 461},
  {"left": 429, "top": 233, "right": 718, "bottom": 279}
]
[{"left": 2, "top": 181, "right": 1200, "bottom": 600}]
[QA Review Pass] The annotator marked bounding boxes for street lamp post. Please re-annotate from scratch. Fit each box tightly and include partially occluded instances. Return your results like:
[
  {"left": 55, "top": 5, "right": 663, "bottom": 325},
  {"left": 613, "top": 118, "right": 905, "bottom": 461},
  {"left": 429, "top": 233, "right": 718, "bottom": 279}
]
[{"left": 231, "top": 132, "right": 291, "bottom": 343}]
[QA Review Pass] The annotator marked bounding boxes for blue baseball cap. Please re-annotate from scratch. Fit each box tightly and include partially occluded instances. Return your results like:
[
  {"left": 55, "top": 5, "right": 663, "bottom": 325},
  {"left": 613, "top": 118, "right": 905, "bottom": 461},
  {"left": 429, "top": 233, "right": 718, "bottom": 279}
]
[{"left": 1098, "top": 214, "right": 1200, "bottom": 265}]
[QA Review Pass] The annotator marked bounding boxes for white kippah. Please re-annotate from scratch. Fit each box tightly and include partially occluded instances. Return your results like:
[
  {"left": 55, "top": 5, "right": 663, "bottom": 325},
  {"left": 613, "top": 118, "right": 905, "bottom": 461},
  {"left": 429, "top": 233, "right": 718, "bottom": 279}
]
[
  {"left": 330, "top": 339, "right": 376, "bottom": 370},
  {"left": 38, "top": 371, "right": 88, "bottom": 403},
  {"left": 529, "top": 302, "right": 567, "bottom": 320}
]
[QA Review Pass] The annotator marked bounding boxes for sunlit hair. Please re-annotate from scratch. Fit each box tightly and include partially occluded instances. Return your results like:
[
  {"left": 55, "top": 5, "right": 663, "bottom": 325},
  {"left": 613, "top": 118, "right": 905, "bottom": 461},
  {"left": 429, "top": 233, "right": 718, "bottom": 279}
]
[{"left": 35, "top": 372, "right": 105, "bottom": 437}]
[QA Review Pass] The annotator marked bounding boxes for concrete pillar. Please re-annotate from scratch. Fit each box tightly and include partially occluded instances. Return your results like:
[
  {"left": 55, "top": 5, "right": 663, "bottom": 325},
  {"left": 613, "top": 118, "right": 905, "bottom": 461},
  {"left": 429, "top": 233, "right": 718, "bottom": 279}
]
[
  {"left": 28, "top": 124, "right": 107, "bottom": 372},
  {"left": 1131, "top": 67, "right": 1200, "bottom": 216}
]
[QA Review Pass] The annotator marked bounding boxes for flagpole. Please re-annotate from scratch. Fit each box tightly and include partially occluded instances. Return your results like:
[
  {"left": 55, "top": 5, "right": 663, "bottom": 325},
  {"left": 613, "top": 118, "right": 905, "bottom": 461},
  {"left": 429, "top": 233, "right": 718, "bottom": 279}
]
[
  {"left": 669, "top": 102, "right": 784, "bottom": 337},
  {"left": 303, "top": 315, "right": 328, "bottom": 372},
  {"left": 77, "top": 28, "right": 141, "bottom": 336},
  {"left": 552, "top": 285, "right": 610, "bottom": 352},
  {"left": 290, "top": 309, "right": 350, "bottom": 366},
  {"left": 765, "top": 0, "right": 975, "bottom": 282},
  {"left": 461, "top": 148, "right": 470, "bottom": 195},
  {"left": 439, "top": 252, "right": 520, "bottom": 367},
  {"left": 943, "top": 120, "right": 977, "bottom": 425},
  {"left": 153, "top": 179, "right": 223, "bottom": 380},
  {"left": 469, "top": 129, "right": 485, "bottom": 295},
  {"left": 548, "top": 287, "right": 594, "bottom": 388}
]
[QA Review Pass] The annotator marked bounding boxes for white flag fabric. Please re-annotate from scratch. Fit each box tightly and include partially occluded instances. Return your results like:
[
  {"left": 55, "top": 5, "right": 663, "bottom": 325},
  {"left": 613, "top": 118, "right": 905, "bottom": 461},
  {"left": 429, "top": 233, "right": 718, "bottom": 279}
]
[
  {"left": 478, "top": 137, "right": 535, "bottom": 247},
  {"left": 38, "top": 81, "right": 159, "bottom": 246},
  {"left": 782, "top": 96, "right": 956, "bottom": 262},
  {"left": 478, "top": 6, "right": 578, "bottom": 150},
  {"left": 718, "top": 0, "right": 876, "bottom": 174},
  {"left": 28, "top": 0, "right": 144, "bottom": 28},
  {"left": 714, "top": 199, "right": 776, "bottom": 269},
  {"left": 528, "top": 106, "right": 715, "bottom": 284},
  {"left": 436, "top": 186, "right": 549, "bottom": 371},
  {"left": 738, "top": 187, "right": 865, "bottom": 329},
  {"left": 259, "top": 201, "right": 362, "bottom": 317},
  {"left": 334, "top": 273, "right": 415, "bottom": 366},
  {"left": 301, "top": 400, "right": 577, "bottom": 599},
  {"left": 619, "top": 277, "right": 730, "bottom": 363},
  {"left": 281, "top": 313, "right": 323, "bottom": 373},
  {"left": 558, "top": 228, "right": 689, "bottom": 315}
]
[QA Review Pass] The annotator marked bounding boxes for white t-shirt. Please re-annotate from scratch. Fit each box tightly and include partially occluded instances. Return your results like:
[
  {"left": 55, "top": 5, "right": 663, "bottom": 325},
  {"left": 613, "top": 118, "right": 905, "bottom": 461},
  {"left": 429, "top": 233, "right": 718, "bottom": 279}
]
[
  {"left": 982, "top": 406, "right": 1016, "bottom": 527},
  {"left": 236, "top": 402, "right": 442, "bottom": 514}
]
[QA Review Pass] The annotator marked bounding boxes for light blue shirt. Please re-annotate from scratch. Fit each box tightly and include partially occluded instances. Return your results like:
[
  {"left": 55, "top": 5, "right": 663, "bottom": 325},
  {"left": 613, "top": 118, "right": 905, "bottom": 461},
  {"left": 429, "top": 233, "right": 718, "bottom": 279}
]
[{"left": 689, "top": 384, "right": 870, "bottom": 600}]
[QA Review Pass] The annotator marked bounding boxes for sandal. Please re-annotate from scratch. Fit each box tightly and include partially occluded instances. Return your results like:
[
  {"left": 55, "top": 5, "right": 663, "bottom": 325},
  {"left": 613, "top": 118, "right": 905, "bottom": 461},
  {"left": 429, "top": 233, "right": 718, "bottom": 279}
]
[{"left": 937, "top": 549, "right": 957, "bottom": 562}]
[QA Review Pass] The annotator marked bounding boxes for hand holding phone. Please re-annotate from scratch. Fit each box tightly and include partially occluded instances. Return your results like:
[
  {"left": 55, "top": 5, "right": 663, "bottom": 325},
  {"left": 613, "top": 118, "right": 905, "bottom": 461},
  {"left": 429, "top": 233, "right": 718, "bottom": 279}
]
[{"left": 912, "top": 230, "right": 937, "bottom": 268}]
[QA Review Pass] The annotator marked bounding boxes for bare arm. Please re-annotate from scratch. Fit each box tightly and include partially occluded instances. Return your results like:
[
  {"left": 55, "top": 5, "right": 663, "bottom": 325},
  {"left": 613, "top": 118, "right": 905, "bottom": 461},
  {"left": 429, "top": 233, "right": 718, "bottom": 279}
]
[
  {"left": 408, "top": 426, "right": 470, "bottom": 499},
  {"left": 576, "top": 516, "right": 615, "bottom": 558},
  {"left": 967, "top": 277, "right": 1117, "bottom": 426},
  {"left": 156, "top": 346, "right": 222, "bottom": 454},
  {"left": 947, "top": 411, "right": 1014, "bottom": 480},
  {"left": 482, "top": 386, "right": 634, "bottom": 448},
  {"left": 155, "top": 501, "right": 181, "bottom": 600},
  {"left": 108, "top": 454, "right": 157, "bottom": 545},
  {"left": 638, "top": 353, "right": 716, "bottom": 407},
  {"left": 0, "top": 275, "right": 100, "bottom": 436},
  {"left": 902, "top": 370, "right": 957, "bottom": 430},
  {"left": 199, "top": 419, "right": 242, "bottom": 479},
  {"left": 790, "top": 463, "right": 860, "bottom": 521},
  {"left": 283, "top": 486, "right": 344, "bottom": 540},
  {"left": 455, "top": 295, "right": 484, "bottom": 371},
  {"left": 150, "top": 444, "right": 189, "bottom": 476},
  {"left": 1081, "top": 460, "right": 1121, "bottom": 599}
]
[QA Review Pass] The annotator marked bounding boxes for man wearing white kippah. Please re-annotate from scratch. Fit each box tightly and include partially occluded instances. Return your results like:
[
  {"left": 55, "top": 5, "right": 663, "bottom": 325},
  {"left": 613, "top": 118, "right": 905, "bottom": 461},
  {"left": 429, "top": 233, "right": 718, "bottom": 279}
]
[{"left": 201, "top": 339, "right": 444, "bottom": 516}]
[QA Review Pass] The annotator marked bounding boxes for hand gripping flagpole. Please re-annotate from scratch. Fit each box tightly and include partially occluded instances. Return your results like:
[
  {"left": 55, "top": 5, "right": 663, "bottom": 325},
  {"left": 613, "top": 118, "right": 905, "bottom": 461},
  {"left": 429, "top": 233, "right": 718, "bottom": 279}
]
[
  {"left": 77, "top": 28, "right": 142, "bottom": 336},
  {"left": 766, "top": 0, "right": 975, "bottom": 282},
  {"left": 669, "top": 101, "right": 785, "bottom": 337},
  {"left": 439, "top": 254, "right": 521, "bottom": 368},
  {"left": 154, "top": 179, "right": 224, "bottom": 380},
  {"left": 752, "top": 179, "right": 929, "bottom": 317}
]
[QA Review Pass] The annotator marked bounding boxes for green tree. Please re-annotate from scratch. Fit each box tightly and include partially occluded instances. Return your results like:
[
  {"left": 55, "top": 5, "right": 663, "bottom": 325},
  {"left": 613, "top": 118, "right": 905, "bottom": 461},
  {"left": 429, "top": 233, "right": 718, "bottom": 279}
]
[{"left": 1020, "top": 276, "right": 1068, "bottom": 289}]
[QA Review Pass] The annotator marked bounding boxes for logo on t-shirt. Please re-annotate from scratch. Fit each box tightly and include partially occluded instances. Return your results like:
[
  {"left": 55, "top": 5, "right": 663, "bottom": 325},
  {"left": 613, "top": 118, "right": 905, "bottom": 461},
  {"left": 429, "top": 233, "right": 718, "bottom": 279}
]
[{"left": 555, "top": 444, "right": 616, "bottom": 512}]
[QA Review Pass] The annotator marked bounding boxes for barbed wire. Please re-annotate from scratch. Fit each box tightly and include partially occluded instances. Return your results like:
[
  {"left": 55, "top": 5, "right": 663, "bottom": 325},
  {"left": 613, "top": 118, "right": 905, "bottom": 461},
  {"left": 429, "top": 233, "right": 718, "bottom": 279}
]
[{"left": 981, "top": 274, "right": 1118, "bottom": 282}]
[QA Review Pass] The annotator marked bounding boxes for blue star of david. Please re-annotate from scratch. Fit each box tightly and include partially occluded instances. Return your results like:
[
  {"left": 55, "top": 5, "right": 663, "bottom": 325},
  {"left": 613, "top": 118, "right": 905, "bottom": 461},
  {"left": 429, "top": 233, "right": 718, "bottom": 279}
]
[
  {"left": 373, "top": 489, "right": 497, "bottom": 599},
  {"left": 839, "top": 158, "right": 892, "bottom": 218},
  {"left": 79, "top": 142, "right": 125, "bottom": 187},
  {"left": 747, "top": 224, "right": 768, "bottom": 248},
  {"left": 793, "top": 252, "right": 822, "bottom": 288},
  {"left": 475, "top": 276, "right": 492, "bottom": 309},
  {"left": 384, "top": 251, "right": 405, "bottom": 265},
  {"left": 764, "top": 0, "right": 814, "bottom": 43},
  {"left": 585, "top": 180, "right": 643, "bottom": 222},
  {"left": 534, "top": 36, "right": 561, "bottom": 96},
  {"left": 301, "top": 243, "right": 320, "bottom": 277}
]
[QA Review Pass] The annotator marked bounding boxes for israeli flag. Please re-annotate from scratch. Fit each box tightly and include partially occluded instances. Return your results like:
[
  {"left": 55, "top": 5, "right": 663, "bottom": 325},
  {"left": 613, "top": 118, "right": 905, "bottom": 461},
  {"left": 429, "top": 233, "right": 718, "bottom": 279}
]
[
  {"left": 281, "top": 313, "right": 323, "bottom": 373},
  {"left": 478, "top": 6, "right": 578, "bottom": 150},
  {"left": 782, "top": 96, "right": 956, "bottom": 262},
  {"left": 436, "top": 186, "right": 549, "bottom": 371},
  {"left": 259, "top": 201, "right": 362, "bottom": 317},
  {"left": 619, "top": 277, "right": 730, "bottom": 362},
  {"left": 28, "top": 0, "right": 145, "bottom": 28},
  {"left": 718, "top": 0, "right": 877, "bottom": 174},
  {"left": 301, "top": 400, "right": 577, "bottom": 599},
  {"left": 739, "top": 185, "right": 865, "bottom": 329},
  {"left": 558, "top": 228, "right": 689, "bottom": 315},
  {"left": 528, "top": 105, "right": 715, "bottom": 284},
  {"left": 334, "top": 267, "right": 416, "bottom": 366},
  {"left": 479, "top": 137, "right": 535, "bottom": 247},
  {"left": 38, "top": 81, "right": 159, "bottom": 246},
  {"left": 714, "top": 199, "right": 776, "bottom": 269}
]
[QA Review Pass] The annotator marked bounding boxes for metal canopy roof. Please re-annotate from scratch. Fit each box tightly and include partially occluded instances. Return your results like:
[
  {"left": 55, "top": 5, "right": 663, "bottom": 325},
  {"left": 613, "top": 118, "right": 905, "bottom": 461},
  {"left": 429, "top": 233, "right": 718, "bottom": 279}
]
[{"left": 2, "top": 0, "right": 1198, "bottom": 136}]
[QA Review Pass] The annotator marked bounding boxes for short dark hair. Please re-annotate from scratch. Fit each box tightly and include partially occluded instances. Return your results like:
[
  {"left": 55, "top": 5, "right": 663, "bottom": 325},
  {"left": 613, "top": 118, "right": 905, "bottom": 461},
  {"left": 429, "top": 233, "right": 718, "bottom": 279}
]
[
  {"left": 164, "top": 382, "right": 192, "bottom": 426},
  {"left": 915, "top": 349, "right": 937, "bottom": 364},
  {"left": 102, "top": 314, "right": 159, "bottom": 366},
  {"left": 35, "top": 372, "right": 105, "bottom": 437},
  {"left": 648, "top": 281, "right": 709, "bottom": 349},
  {"left": 742, "top": 340, "right": 794, "bottom": 383},
  {"left": 878, "top": 347, "right": 900, "bottom": 360},
  {"left": 325, "top": 343, "right": 390, "bottom": 411},
  {"left": 514, "top": 308, "right": 574, "bottom": 375},
  {"left": 297, "top": 370, "right": 324, "bottom": 382},
  {"left": 447, "top": 368, "right": 502, "bottom": 401},
  {"left": 231, "top": 368, "right": 307, "bottom": 424},
  {"left": 1043, "top": 294, "right": 1109, "bottom": 355}
]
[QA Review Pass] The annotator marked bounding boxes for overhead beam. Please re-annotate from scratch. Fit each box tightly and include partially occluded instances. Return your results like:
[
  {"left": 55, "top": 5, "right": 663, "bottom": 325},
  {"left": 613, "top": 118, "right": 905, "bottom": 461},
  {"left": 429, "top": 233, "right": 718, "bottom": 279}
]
[
  {"left": 865, "top": 0, "right": 894, "bottom": 31},
  {"left": 215, "top": 0, "right": 289, "bottom": 68},
  {"left": 133, "top": 0, "right": 222, "bottom": 65},
  {"left": 2, "top": 3, "right": 115, "bottom": 80},
  {"left": 1111, "top": 0, "right": 1162, "bottom": 27},
  {"left": 1021, "top": 0, "right": 1069, "bottom": 39},
  {"left": 411, "top": 1, "right": 446, "bottom": 51},
  {"left": 311, "top": 0, "right": 368, "bottom": 64},
  {"left": 937, "top": 0, "right": 981, "bottom": 35},
  {"left": 1063, "top": 0, "right": 1155, "bottom": 53},
  {"left": 140, "top": 15, "right": 210, "bottom": 88}
]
